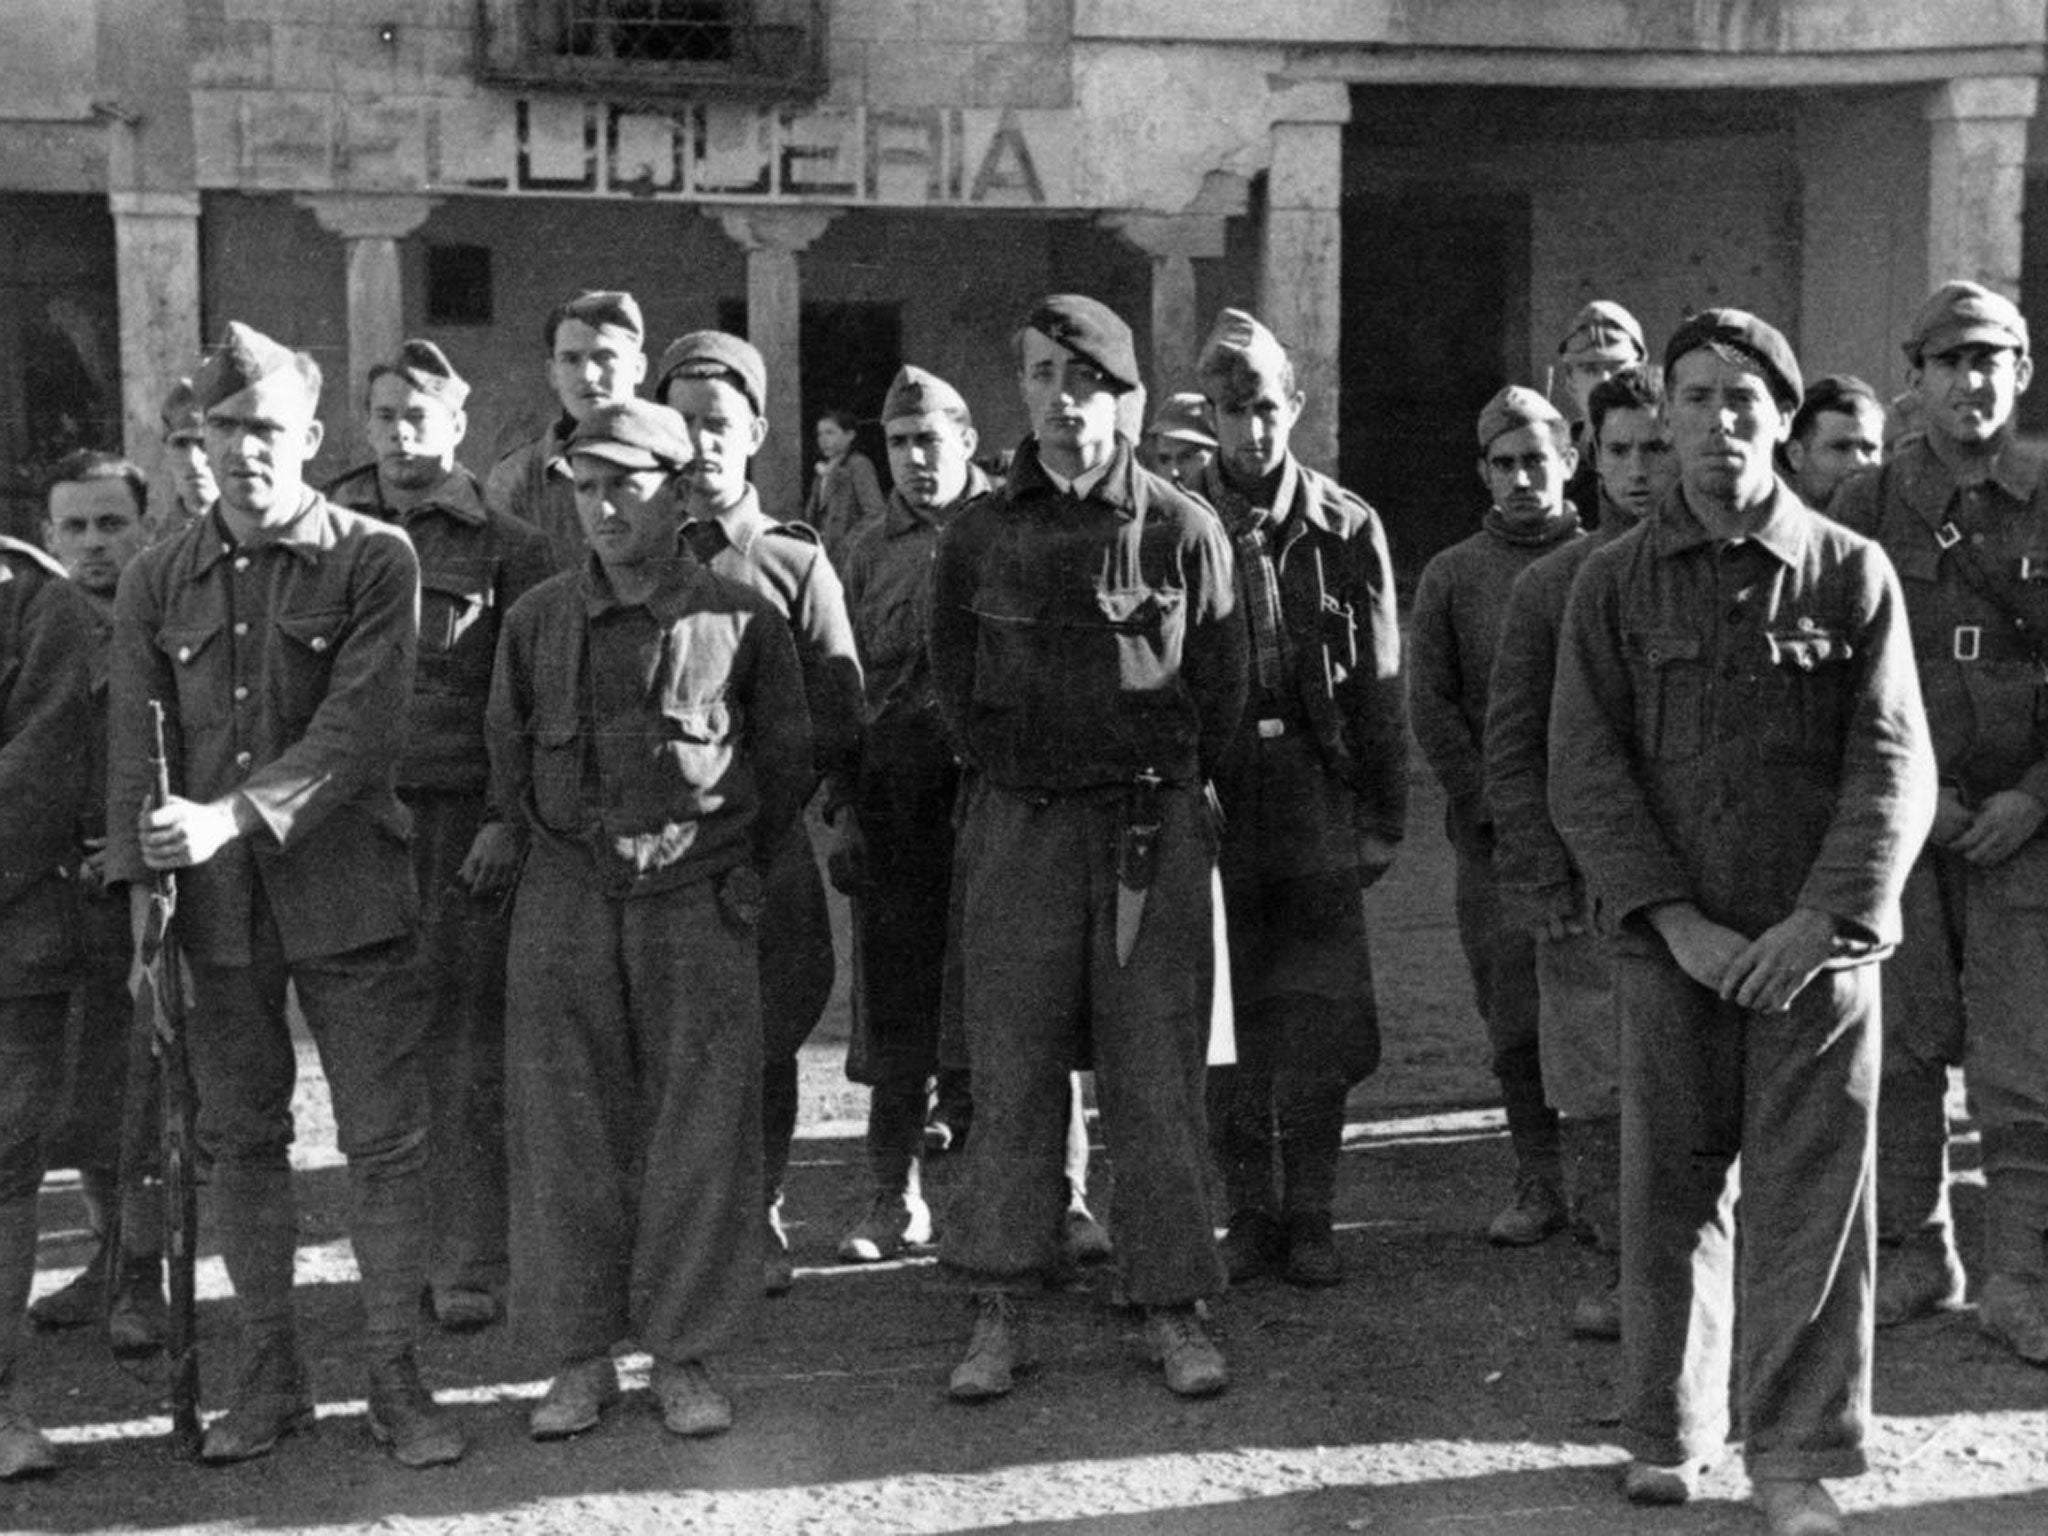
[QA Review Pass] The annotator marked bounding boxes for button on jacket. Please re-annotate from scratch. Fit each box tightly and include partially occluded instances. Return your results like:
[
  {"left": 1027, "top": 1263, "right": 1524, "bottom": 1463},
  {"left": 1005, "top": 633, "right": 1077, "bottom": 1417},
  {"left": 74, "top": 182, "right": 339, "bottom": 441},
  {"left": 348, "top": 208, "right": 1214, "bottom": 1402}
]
[
  {"left": 104, "top": 496, "right": 422, "bottom": 966},
  {"left": 930, "top": 436, "right": 1247, "bottom": 792},
  {"left": 1549, "top": 484, "right": 1936, "bottom": 953}
]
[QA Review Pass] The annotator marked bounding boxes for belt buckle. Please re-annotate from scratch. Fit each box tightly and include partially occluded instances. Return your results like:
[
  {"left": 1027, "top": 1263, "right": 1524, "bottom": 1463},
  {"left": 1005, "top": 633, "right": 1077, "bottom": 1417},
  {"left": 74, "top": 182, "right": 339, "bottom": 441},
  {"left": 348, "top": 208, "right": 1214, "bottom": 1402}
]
[
  {"left": 1936, "top": 522, "right": 1964, "bottom": 551},
  {"left": 2021, "top": 556, "right": 2046, "bottom": 582},
  {"left": 1954, "top": 625, "right": 1982, "bottom": 662},
  {"left": 1256, "top": 718, "right": 1287, "bottom": 739}
]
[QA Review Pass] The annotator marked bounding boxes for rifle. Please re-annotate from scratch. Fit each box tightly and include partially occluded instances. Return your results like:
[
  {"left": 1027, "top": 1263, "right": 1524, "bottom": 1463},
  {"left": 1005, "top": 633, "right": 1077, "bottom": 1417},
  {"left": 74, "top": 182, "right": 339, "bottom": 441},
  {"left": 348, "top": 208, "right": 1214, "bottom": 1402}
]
[{"left": 138, "top": 699, "right": 201, "bottom": 1456}]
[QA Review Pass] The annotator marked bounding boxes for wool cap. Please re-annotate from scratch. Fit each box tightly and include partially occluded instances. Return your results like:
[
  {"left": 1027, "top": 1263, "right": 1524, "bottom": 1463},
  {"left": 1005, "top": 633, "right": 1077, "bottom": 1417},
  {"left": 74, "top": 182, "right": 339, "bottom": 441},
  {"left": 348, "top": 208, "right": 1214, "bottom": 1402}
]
[
  {"left": 194, "top": 322, "right": 307, "bottom": 411},
  {"left": 1904, "top": 280, "right": 2029, "bottom": 363},
  {"left": 1476, "top": 385, "right": 1566, "bottom": 450},
  {"left": 368, "top": 338, "right": 469, "bottom": 408},
  {"left": 555, "top": 289, "right": 644, "bottom": 343},
  {"left": 1664, "top": 307, "right": 1803, "bottom": 413},
  {"left": 1148, "top": 391, "right": 1217, "bottom": 447},
  {"left": 566, "top": 400, "right": 694, "bottom": 471},
  {"left": 656, "top": 329, "right": 767, "bottom": 415},
  {"left": 160, "top": 377, "right": 204, "bottom": 438},
  {"left": 1023, "top": 294, "right": 1140, "bottom": 394},
  {"left": 1558, "top": 300, "right": 1646, "bottom": 364}
]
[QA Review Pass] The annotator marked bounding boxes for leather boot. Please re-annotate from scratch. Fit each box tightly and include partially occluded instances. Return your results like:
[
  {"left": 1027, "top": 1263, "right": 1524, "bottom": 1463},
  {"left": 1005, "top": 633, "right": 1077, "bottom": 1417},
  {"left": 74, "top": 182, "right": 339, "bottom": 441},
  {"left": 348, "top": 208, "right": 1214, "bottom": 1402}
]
[
  {"left": 346, "top": 1142, "right": 433, "bottom": 1375},
  {"left": 0, "top": 1197, "right": 58, "bottom": 1480},
  {"left": 203, "top": 1158, "right": 308, "bottom": 1463},
  {"left": 366, "top": 1352, "right": 464, "bottom": 1467},
  {"left": 27, "top": 1168, "right": 114, "bottom": 1330},
  {"left": 201, "top": 1336, "right": 315, "bottom": 1464},
  {"left": 1978, "top": 1145, "right": 2048, "bottom": 1365}
]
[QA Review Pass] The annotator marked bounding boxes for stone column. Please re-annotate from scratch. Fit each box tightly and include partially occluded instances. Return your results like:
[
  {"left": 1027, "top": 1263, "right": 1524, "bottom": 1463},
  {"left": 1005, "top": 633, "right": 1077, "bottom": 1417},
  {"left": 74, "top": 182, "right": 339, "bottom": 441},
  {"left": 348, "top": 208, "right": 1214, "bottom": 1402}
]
[
  {"left": 109, "top": 191, "right": 203, "bottom": 479},
  {"left": 1925, "top": 77, "right": 2038, "bottom": 297},
  {"left": 708, "top": 205, "right": 842, "bottom": 516},
  {"left": 1103, "top": 213, "right": 1230, "bottom": 397},
  {"left": 1261, "top": 84, "right": 1350, "bottom": 473},
  {"left": 296, "top": 193, "right": 439, "bottom": 440}
]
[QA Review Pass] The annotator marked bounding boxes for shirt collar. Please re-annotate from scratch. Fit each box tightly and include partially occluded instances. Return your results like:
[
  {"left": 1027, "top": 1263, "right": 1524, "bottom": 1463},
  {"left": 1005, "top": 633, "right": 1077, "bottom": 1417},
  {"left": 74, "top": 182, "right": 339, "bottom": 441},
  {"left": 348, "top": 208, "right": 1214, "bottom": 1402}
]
[
  {"left": 1009, "top": 435, "right": 1138, "bottom": 514},
  {"left": 1649, "top": 478, "right": 1809, "bottom": 566},
  {"left": 192, "top": 491, "right": 334, "bottom": 571},
  {"left": 580, "top": 552, "right": 704, "bottom": 620},
  {"left": 1914, "top": 429, "right": 2042, "bottom": 507},
  {"left": 884, "top": 463, "right": 991, "bottom": 536},
  {"left": 684, "top": 486, "right": 775, "bottom": 557}
]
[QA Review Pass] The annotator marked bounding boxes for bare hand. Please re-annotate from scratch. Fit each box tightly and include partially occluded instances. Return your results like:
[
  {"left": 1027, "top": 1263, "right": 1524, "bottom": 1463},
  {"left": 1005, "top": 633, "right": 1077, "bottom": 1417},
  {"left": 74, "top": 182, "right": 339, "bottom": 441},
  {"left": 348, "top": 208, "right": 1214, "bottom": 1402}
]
[
  {"left": 1648, "top": 902, "right": 1750, "bottom": 992},
  {"left": 1952, "top": 789, "right": 2046, "bottom": 867},
  {"left": 458, "top": 820, "right": 524, "bottom": 895},
  {"left": 1720, "top": 907, "right": 1838, "bottom": 1013},
  {"left": 138, "top": 795, "right": 241, "bottom": 870},
  {"left": 79, "top": 836, "right": 109, "bottom": 891},
  {"left": 1356, "top": 832, "right": 1399, "bottom": 889},
  {"left": 1929, "top": 787, "right": 1973, "bottom": 848}
]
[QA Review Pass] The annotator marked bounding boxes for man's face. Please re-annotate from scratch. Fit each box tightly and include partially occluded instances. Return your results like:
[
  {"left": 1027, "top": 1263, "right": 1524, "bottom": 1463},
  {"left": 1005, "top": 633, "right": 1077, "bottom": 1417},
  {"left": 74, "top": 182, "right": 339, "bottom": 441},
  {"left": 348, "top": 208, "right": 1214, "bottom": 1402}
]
[
  {"left": 1210, "top": 364, "right": 1304, "bottom": 485},
  {"left": 1785, "top": 402, "right": 1884, "bottom": 507},
  {"left": 1911, "top": 342, "right": 2032, "bottom": 447},
  {"left": 164, "top": 429, "right": 217, "bottom": 512},
  {"left": 815, "top": 418, "right": 854, "bottom": 460},
  {"left": 572, "top": 456, "right": 682, "bottom": 571},
  {"left": 1565, "top": 357, "right": 1625, "bottom": 419},
  {"left": 366, "top": 374, "right": 466, "bottom": 493},
  {"left": 1479, "top": 423, "right": 1575, "bottom": 532},
  {"left": 664, "top": 375, "right": 767, "bottom": 510},
  {"left": 1594, "top": 406, "right": 1674, "bottom": 522},
  {"left": 1017, "top": 328, "right": 1120, "bottom": 462},
  {"left": 548, "top": 319, "right": 647, "bottom": 424},
  {"left": 46, "top": 479, "right": 148, "bottom": 596},
  {"left": 1150, "top": 438, "right": 1214, "bottom": 488},
  {"left": 204, "top": 369, "right": 324, "bottom": 520},
  {"left": 1664, "top": 348, "right": 1790, "bottom": 507},
  {"left": 885, "top": 411, "right": 977, "bottom": 512}
]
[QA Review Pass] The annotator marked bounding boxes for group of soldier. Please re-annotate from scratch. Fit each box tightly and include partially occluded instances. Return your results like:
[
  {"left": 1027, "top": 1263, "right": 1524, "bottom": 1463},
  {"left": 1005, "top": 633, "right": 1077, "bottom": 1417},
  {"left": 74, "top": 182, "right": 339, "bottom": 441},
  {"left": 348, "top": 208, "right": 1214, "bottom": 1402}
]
[{"left": 0, "top": 266, "right": 2040, "bottom": 1536}]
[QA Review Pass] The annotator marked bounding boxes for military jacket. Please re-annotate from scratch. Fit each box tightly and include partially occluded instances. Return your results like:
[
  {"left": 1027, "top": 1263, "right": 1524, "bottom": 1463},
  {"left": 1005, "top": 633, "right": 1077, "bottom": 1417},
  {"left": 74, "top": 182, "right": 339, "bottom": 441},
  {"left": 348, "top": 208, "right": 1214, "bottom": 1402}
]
[
  {"left": 484, "top": 417, "right": 582, "bottom": 574},
  {"left": 805, "top": 449, "right": 887, "bottom": 564},
  {"left": 1549, "top": 483, "right": 1935, "bottom": 954},
  {"left": 328, "top": 461, "right": 554, "bottom": 794},
  {"left": 929, "top": 436, "right": 1247, "bottom": 793},
  {"left": 105, "top": 495, "right": 421, "bottom": 965}
]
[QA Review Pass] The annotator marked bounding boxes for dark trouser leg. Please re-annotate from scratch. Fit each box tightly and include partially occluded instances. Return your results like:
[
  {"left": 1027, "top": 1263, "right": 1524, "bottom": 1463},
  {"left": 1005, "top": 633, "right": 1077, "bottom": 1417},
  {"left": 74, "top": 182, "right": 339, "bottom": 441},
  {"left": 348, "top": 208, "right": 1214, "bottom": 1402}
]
[
  {"left": 1273, "top": 997, "right": 1353, "bottom": 1220},
  {"left": 867, "top": 1074, "right": 925, "bottom": 1198},
  {"left": 1455, "top": 842, "right": 1558, "bottom": 1179},
  {"left": 1879, "top": 852, "right": 1966, "bottom": 1257},
  {"left": 1962, "top": 841, "right": 2048, "bottom": 1286},
  {"left": 761, "top": 822, "right": 835, "bottom": 1208},
  {"left": 1, "top": 995, "right": 67, "bottom": 1393},
  {"left": 1207, "top": 1012, "right": 1277, "bottom": 1217}
]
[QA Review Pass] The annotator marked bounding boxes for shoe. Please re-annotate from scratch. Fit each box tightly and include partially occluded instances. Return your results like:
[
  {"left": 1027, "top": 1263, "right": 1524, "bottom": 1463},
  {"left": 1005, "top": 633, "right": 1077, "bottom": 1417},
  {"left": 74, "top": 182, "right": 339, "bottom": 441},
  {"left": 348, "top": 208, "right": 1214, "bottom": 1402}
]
[
  {"left": 529, "top": 1356, "right": 621, "bottom": 1440},
  {"left": 1753, "top": 1477, "right": 1844, "bottom": 1536},
  {"left": 1144, "top": 1305, "right": 1228, "bottom": 1397},
  {"left": 1874, "top": 1244, "right": 1965, "bottom": 1328},
  {"left": 1062, "top": 1205, "right": 1113, "bottom": 1267},
  {"left": 1218, "top": 1209, "right": 1284, "bottom": 1285},
  {"left": 837, "top": 1191, "right": 933, "bottom": 1262},
  {"left": 1282, "top": 1212, "right": 1344, "bottom": 1288},
  {"left": 1978, "top": 1273, "right": 2048, "bottom": 1365},
  {"left": 430, "top": 1286, "right": 499, "bottom": 1333},
  {"left": 0, "top": 1404, "right": 58, "bottom": 1481},
  {"left": 651, "top": 1359, "right": 733, "bottom": 1438},
  {"left": 366, "top": 1355, "right": 465, "bottom": 1468},
  {"left": 949, "top": 1291, "right": 1030, "bottom": 1402},
  {"left": 764, "top": 1203, "right": 794, "bottom": 1297},
  {"left": 200, "top": 1346, "right": 317, "bottom": 1464},
  {"left": 1569, "top": 1281, "right": 1622, "bottom": 1341},
  {"left": 1487, "top": 1173, "right": 1568, "bottom": 1247},
  {"left": 106, "top": 1257, "right": 169, "bottom": 1358},
  {"left": 1622, "top": 1458, "right": 1702, "bottom": 1505},
  {"left": 27, "top": 1259, "right": 107, "bottom": 1331}
]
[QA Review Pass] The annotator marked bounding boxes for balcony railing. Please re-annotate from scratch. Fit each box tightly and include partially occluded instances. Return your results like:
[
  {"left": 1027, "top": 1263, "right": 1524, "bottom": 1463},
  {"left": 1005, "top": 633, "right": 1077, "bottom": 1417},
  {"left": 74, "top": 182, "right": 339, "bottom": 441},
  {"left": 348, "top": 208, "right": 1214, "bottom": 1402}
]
[{"left": 477, "top": 0, "right": 826, "bottom": 99}]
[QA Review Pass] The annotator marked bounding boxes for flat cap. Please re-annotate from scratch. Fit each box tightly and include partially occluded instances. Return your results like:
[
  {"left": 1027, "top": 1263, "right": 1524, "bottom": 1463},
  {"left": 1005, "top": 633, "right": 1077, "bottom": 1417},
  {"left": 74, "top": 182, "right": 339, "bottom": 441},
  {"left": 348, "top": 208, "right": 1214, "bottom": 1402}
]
[
  {"left": 1476, "top": 385, "right": 1566, "bottom": 450},
  {"left": 1024, "top": 294, "right": 1140, "bottom": 394},
  {"left": 557, "top": 289, "right": 644, "bottom": 342},
  {"left": 1905, "top": 280, "right": 2029, "bottom": 362},
  {"left": 1558, "top": 300, "right": 1646, "bottom": 364},
  {"left": 369, "top": 338, "right": 469, "bottom": 408},
  {"left": 881, "top": 364, "right": 969, "bottom": 423},
  {"left": 1148, "top": 391, "right": 1217, "bottom": 447},
  {"left": 160, "top": 377, "right": 203, "bottom": 438},
  {"left": 1664, "top": 307, "right": 1803, "bottom": 412},
  {"left": 566, "top": 399, "right": 694, "bottom": 472},
  {"left": 1196, "top": 308, "right": 1289, "bottom": 386},
  {"left": 656, "top": 329, "right": 766, "bottom": 415},
  {"left": 195, "top": 322, "right": 308, "bottom": 411}
]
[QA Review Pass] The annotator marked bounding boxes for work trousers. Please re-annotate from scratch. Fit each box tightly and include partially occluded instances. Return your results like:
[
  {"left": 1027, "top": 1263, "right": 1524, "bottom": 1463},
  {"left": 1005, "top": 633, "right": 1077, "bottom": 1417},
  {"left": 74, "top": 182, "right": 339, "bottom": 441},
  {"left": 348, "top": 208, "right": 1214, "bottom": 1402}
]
[
  {"left": 1453, "top": 835, "right": 1556, "bottom": 1169},
  {"left": 942, "top": 782, "right": 1223, "bottom": 1307},
  {"left": 506, "top": 845, "right": 762, "bottom": 1369},
  {"left": 1, "top": 994, "right": 66, "bottom": 1391},
  {"left": 40, "top": 891, "right": 133, "bottom": 1179},
  {"left": 761, "top": 818, "right": 835, "bottom": 1205},
  {"left": 1537, "top": 928, "right": 1618, "bottom": 1122},
  {"left": 1615, "top": 952, "right": 1876, "bottom": 1481}
]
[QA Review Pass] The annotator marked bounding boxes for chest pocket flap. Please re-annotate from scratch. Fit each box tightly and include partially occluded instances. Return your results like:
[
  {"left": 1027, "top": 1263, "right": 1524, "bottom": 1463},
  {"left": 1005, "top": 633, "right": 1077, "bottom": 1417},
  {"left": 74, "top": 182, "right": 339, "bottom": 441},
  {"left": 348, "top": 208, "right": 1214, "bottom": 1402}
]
[
  {"left": 1626, "top": 628, "right": 1704, "bottom": 760},
  {"left": 156, "top": 621, "right": 222, "bottom": 667},
  {"left": 275, "top": 609, "right": 348, "bottom": 654}
]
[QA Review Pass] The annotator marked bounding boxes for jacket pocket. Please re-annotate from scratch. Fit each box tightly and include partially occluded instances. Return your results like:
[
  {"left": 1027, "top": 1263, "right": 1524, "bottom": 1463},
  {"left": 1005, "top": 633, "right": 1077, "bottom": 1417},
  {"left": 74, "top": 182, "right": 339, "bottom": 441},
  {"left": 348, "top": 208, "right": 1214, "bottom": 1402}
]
[
  {"left": 1626, "top": 628, "right": 1704, "bottom": 761},
  {"left": 155, "top": 621, "right": 227, "bottom": 728},
  {"left": 419, "top": 565, "right": 493, "bottom": 662},
  {"left": 528, "top": 721, "right": 584, "bottom": 829},
  {"left": 1759, "top": 624, "right": 1855, "bottom": 763},
  {"left": 1094, "top": 586, "right": 1186, "bottom": 695},
  {"left": 273, "top": 608, "right": 349, "bottom": 729}
]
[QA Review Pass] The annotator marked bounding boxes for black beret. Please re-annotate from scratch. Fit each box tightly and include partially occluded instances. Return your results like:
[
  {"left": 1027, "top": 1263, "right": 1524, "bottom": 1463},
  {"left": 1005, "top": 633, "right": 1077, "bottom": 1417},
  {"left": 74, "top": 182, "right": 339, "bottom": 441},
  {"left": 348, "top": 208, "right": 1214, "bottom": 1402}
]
[
  {"left": 1024, "top": 293, "right": 1140, "bottom": 394},
  {"left": 1663, "top": 308, "right": 1803, "bottom": 413}
]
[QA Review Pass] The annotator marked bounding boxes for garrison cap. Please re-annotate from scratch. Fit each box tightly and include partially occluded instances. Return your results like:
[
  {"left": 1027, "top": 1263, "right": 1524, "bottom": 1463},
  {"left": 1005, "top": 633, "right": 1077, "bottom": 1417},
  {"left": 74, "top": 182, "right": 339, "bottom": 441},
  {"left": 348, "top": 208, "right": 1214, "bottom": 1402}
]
[
  {"left": 566, "top": 399, "right": 694, "bottom": 471},
  {"left": 368, "top": 338, "right": 469, "bottom": 408},
  {"left": 1905, "top": 280, "right": 2029, "bottom": 362},
  {"left": 160, "top": 377, "right": 204, "bottom": 438},
  {"left": 556, "top": 289, "right": 644, "bottom": 342},
  {"left": 1558, "top": 300, "right": 1646, "bottom": 364},
  {"left": 1196, "top": 308, "right": 1290, "bottom": 388},
  {"left": 1476, "top": 385, "right": 1566, "bottom": 450},
  {"left": 656, "top": 329, "right": 767, "bottom": 415},
  {"left": 194, "top": 322, "right": 309, "bottom": 411},
  {"left": 1023, "top": 294, "right": 1140, "bottom": 394},
  {"left": 1148, "top": 392, "right": 1217, "bottom": 447},
  {"left": 1664, "top": 307, "right": 1803, "bottom": 413},
  {"left": 881, "top": 364, "right": 970, "bottom": 423}
]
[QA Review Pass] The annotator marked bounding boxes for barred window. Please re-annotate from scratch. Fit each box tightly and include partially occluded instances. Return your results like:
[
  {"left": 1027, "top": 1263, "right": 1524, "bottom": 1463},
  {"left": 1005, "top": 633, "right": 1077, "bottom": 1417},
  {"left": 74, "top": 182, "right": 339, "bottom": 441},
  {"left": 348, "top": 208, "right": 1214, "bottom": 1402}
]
[
  {"left": 547, "top": 1, "right": 735, "bottom": 66},
  {"left": 479, "top": 0, "right": 824, "bottom": 97}
]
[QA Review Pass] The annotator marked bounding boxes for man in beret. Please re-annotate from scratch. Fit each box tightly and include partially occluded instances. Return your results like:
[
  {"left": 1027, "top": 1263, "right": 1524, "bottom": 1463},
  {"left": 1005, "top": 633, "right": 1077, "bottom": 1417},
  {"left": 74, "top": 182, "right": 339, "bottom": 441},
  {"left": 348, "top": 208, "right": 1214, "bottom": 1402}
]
[
  {"left": 327, "top": 340, "right": 554, "bottom": 1332},
  {"left": 1143, "top": 392, "right": 1218, "bottom": 488},
  {"left": 486, "top": 290, "right": 648, "bottom": 572},
  {"left": 488, "top": 398, "right": 810, "bottom": 1442},
  {"left": 1484, "top": 365, "right": 1674, "bottom": 1341},
  {"left": 1411, "top": 385, "right": 1583, "bottom": 1247},
  {"left": 1556, "top": 301, "right": 1648, "bottom": 524},
  {"left": 1831, "top": 280, "right": 2048, "bottom": 1359},
  {"left": 1783, "top": 375, "right": 1886, "bottom": 511},
  {"left": 1552, "top": 308, "right": 1934, "bottom": 1533},
  {"left": 1189, "top": 309, "right": 1405, "bottom": 1289},
  {"left": 103, "top": 323, "right": 461, "bottom": 1467},
  {"left": 0, "top": 522, "right": 94, "bottom": 1480},
  {"left": 158, "top": 378, "right": 217, "bottom": 540},
  {"left": 656, "top": 329, "right": 861, "bottom": 1297},
  {"left": 929, "top": 293, "right": 1247, "bottom": 1400}
]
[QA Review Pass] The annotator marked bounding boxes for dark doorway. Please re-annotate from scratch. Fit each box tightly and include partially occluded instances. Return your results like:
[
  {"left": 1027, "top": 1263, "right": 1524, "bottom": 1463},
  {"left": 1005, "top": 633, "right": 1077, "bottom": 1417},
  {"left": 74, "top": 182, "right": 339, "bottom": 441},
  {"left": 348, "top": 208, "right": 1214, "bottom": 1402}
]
[{"left": 1339, "top": 186, "right": 1530, "bottom": 579}]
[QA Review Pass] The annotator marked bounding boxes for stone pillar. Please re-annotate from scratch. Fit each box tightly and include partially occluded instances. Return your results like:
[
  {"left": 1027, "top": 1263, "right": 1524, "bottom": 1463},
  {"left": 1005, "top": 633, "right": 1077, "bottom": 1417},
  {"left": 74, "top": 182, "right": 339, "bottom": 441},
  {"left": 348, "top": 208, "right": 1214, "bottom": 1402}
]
[
  {"left": 109, "top": 191, "right": 203, "bottom": 480},
  {"left": 296, "top": 193, "right": 439, "bottom": 439},
  {"left": 1925, "top": 77, "right": 2038, "bottom": 298},
  {"left": 708, "top": 205, "right": 841, "bottom": 516},
  {"left": 1103, "top": 213, "right": 1230, "bottom": 397},
  {"left": 1261, "top": 85, "right": 1350, "bottom": 473}
]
